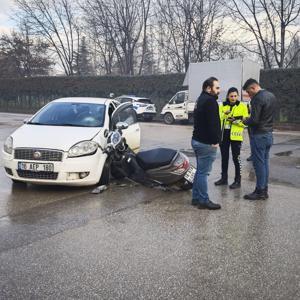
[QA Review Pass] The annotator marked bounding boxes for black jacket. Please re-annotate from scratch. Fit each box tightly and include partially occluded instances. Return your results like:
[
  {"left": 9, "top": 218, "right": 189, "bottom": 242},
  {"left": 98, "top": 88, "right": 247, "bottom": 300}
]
[
  {"left": 244, "top": 89, "right": 277, "bottom": 134},
  {"left": 192, "top": 91, "right": 221, "bottom": 145}
]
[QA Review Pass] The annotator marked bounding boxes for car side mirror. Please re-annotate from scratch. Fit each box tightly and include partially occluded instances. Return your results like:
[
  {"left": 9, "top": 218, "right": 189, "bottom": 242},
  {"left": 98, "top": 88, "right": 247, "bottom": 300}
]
[
  {"left": 116, "top": 122, "right": 129, "bottom": 130},
  {"left": 23, "top": 118, "right": 30, "bottom": 124}
]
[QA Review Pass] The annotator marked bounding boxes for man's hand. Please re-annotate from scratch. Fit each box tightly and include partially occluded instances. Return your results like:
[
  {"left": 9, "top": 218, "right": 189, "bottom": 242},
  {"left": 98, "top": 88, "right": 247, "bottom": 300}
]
[
  {"left": 224, "top": 110, "right": 231, "bottom": 115},
  {"left": 242, "top": 117, "right": 249, "bottom": 124},
  {"left": 211, "top": 144, "right": 219, "bottom": 148}
]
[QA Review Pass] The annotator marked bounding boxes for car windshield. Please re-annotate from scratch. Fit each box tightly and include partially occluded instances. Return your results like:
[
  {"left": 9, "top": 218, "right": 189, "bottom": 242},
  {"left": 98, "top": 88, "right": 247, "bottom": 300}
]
[
  {"left": 137, "top": 98, "right": 152, "bottom": 104},
  {"left": 28, "top": 102, "right": 106, "bottom": 127}
]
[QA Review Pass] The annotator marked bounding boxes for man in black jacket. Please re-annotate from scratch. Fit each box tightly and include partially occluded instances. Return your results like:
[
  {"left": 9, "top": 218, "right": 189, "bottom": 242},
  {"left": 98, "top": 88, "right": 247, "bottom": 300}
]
[
  {"left": 242, "top": 78, "right": 277, "bottom": 200},
  {"left": 191, "top": 77, "right": 221, "bottom": 210}
]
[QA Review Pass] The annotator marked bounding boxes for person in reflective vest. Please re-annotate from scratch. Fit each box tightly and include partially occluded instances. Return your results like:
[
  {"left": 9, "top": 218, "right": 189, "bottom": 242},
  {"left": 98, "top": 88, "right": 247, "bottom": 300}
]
[{"left": 214, "top": 87, "right": 249, "bottom": 189}]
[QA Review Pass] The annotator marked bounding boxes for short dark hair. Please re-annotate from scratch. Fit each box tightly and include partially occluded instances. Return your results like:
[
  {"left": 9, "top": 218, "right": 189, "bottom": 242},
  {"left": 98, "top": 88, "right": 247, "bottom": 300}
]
[
  {"left": 243, "top": 78, "right": 259, "bottom": 90},
  {"left": 226, "top": 87, "right": 239, "bottom": 100},
  {"left": 202, "top": 77, "right": 218, "bottom": 91}
]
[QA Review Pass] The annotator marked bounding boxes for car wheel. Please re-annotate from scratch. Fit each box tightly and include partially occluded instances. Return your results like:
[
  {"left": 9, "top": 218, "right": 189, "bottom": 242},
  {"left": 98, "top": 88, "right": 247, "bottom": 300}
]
[
  {"left": 98, "top": 161, "right": 110, "bottom": 185},
  {"left": 164, "top": 113, "right": 174, "bottom": 125},
  {"left": 188, "top": 115, "right": 194, "bottom": 124}
]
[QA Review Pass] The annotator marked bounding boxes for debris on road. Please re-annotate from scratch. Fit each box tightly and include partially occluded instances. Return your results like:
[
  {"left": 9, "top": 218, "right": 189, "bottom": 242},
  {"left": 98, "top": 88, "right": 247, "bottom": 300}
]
[{"left": 91, "top": 185, "right": 108, "bottom": 194}]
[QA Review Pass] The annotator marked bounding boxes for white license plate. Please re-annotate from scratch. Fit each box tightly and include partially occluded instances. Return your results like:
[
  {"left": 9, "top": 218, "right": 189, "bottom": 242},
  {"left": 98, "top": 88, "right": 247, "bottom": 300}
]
[
  {"left": 184, "top": 166, "right": 196, "bottom": 183},
  {"left": 18, "top": 162, "right": 54, "bottom": 172}
]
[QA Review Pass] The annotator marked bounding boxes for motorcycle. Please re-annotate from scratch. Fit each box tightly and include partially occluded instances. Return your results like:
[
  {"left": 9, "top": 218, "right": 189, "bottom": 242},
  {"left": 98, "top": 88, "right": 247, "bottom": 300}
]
[{"left": 102, "top": 122, "right": 196, "bottom": 190}]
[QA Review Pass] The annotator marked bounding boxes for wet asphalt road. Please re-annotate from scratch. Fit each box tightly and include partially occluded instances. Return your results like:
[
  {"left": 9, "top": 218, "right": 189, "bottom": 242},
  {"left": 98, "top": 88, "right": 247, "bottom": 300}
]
[{"left": 0, "top": 113, "right": 299, "bottom": 299}]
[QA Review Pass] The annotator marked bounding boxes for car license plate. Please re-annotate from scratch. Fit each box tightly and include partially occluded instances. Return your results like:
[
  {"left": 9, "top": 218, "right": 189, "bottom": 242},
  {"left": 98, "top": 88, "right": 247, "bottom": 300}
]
[
  {"left": 18, "top": 162, "right": 54, "bottom": 172},
  {"left": 184, "top": 166, "right": 196, "bottom": 183}
]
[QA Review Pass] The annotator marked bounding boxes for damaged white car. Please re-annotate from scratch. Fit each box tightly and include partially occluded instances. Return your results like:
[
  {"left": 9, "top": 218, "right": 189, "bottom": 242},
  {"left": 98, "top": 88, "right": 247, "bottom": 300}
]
[{"left": 2, "top": 98, "right": 140, "bottom": 186}]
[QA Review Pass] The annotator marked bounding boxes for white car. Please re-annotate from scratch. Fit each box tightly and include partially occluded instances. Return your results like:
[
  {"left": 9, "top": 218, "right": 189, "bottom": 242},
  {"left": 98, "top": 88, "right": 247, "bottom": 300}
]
[
  {"left": 2, "top": 97, "right": 141, "bottom": 186},
  {"left": 115, "top": 95, "right": 157, "bottom": 121}
]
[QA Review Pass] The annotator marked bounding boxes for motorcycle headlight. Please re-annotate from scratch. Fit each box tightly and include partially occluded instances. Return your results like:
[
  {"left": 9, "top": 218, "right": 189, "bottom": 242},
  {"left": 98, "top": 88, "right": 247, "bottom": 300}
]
[
  {"left": 68, "top": 141, "right": 98, "bottom": 158},
  {"left": 110, "top": 132, "right": 122, "bottom": 147},
  {"left": 3, "top": 136, "right": 13, "bottom": 154}
]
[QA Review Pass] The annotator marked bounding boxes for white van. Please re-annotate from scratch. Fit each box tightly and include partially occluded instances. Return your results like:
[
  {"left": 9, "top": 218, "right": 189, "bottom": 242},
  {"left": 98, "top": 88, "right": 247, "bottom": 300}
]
[
  {"left": 160, "top": 90, "right": 194, "bottom": 124},
  {"left": 160, "top": 58, "right": 260, "bottom": 124}
]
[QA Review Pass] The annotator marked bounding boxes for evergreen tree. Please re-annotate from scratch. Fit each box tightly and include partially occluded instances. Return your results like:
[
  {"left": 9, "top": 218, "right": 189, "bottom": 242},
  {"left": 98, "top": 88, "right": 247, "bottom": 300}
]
[{"left": 75, "top": 37, "right": 95, "bottom": 76}]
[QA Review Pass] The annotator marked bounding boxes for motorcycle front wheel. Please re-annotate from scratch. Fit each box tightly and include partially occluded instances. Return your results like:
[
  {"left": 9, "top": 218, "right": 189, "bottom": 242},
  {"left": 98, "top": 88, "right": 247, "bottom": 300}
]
[{"left": 110, "top": 166, "right": 126, "bottom": 180}]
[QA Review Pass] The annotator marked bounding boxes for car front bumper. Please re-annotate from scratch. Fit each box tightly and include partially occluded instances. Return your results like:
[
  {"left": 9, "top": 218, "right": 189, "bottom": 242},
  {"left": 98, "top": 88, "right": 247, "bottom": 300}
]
[{"left": 2, "top": 149, "right": 106, "bottom": 186}]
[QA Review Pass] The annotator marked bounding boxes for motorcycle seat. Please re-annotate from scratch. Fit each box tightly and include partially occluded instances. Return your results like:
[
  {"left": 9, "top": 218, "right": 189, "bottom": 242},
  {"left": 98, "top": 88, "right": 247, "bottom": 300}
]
[{"left": 136, "top": 148, "right": 177, "bottom": 170}]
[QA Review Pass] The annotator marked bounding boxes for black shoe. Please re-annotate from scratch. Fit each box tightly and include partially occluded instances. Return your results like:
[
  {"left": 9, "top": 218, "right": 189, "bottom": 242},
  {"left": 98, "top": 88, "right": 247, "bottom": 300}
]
[
  {"left": 247, "top": 156, "right": 252, "bottom": 161},
  {"left": 263, "top": 187, "right": 269, "bottom": 199},
  {"left": 197, "top": 200, "right": 221, "bottom": 210},
  {"left": 191, "top": 199, "right": 199, "bottom": 206},
  {"left": 229, "top": 181, "right": 241, "bottom": 189},
  {"left": 244, "top": 189, "right": 266, "bottom": 200},
  {"left": 214, "top": 178, "right": 228, "bottom": 186}
]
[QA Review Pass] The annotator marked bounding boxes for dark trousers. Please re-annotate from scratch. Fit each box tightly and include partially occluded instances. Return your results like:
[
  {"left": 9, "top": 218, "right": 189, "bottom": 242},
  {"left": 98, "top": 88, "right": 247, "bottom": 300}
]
[{"left": 220, "top": 129, "right": 242, "bottom": 181}]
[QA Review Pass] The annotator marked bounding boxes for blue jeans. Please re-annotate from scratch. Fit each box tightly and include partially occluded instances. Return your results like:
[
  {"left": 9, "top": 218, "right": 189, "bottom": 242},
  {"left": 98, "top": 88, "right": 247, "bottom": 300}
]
[
  {"left": 192, "top": 139, "right": 217, "bottom": 204},
  {"left": 250, "top": 132, "right": 273, "bottom": 190}
]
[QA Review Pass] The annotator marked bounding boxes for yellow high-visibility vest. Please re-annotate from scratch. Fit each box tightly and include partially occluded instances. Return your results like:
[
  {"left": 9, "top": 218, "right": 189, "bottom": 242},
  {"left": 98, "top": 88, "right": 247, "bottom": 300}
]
[{"left": 219, "top": 101, "right": 249, "bottom": 141}]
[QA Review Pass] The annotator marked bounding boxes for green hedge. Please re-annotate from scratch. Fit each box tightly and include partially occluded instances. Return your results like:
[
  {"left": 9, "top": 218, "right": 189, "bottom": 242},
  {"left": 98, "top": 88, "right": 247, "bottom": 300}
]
[
  {"left": 0, "top": 69, "right": 299, "bottom": 125},
  {"left": 0, "top": 74, "right": 185, "bottom": 114},
  {"left": 260, "top": 68, "right": 300, "bottom": 124}
]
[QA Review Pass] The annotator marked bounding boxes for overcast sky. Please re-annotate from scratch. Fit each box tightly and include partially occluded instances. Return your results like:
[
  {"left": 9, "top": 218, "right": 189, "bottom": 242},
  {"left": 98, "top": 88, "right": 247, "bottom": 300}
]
[{"left": 0, "top": 0, "right": 14, "bottom": 33}]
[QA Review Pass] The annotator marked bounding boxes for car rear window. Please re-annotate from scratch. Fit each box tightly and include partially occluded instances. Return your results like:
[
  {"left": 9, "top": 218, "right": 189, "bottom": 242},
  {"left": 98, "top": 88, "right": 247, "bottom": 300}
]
[{"left": 136, "top": 98, "right": 152, "bottom": 104}]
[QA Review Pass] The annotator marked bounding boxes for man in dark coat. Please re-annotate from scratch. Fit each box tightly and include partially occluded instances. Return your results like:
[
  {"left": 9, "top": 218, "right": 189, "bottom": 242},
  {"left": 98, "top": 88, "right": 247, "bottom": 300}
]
[
  {"left": 191, "top": 77, "right": 221, "bottom": 210},
  {"left": 243, "top": 78, "right": 277, "bottom": 200}
]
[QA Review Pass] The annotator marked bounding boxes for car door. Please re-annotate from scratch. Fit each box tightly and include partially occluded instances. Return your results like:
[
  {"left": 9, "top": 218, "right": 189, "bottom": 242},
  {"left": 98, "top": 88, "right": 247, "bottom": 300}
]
[{"left": 111, "top": 103, "right": 141, "bottom": 153}]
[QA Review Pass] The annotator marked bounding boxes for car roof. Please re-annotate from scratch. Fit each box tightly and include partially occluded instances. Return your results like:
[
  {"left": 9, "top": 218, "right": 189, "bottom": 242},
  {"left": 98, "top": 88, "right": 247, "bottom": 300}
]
[
  {"left": 117, "top": 95, "right": 150, "bottom": 100},
  {"left": 52, "top": 97, "right": 110, "bottom": 105}
]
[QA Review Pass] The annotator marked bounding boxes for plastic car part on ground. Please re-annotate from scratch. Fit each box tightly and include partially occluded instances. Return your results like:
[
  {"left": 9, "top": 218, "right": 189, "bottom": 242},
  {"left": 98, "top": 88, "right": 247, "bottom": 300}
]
[{"left": 91, "top": 185, "right": 108, "bottom": 194}]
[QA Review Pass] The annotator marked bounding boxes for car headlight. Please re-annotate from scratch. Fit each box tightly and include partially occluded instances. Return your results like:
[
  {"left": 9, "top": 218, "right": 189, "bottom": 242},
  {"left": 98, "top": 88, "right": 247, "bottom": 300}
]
[
  {"left": 68, "top": 141, "right": 98, "bottom": 158},
  {"left": 3, "top": 136, "right": 13, "bottom": 154}
]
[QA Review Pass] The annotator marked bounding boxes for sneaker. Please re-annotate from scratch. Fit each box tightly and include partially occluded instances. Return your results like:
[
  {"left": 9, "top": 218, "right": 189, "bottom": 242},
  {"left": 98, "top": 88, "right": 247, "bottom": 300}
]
[
  {"left": 244, "top": 189, "right": 266, "bottom": 200},
  {"left": 197, "top": 200, "right": 221, "bottom": 210},
  {"left": 214, "top": 178, "right": 228, "bottom": 186}
]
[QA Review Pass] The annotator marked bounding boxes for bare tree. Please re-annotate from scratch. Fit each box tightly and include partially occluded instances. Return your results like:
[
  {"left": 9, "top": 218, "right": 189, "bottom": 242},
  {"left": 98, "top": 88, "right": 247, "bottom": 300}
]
[
  {"left": 14, "top": 0, "right": 81, "bottom": 75},
  {"left": 82, "top": 0, "right": 151, "bottom": 75},
  {"left": 157, "top": 0, "right": 195, "bottom": 72},
  {"left": 156, "top": 0, "right": 227, "bottom": 73},
  {"left": 226, "top": 0, "right": 300, "bottom": 68},
  {"left": 82, "top": 5, "right": 115, "bottom": 75}
]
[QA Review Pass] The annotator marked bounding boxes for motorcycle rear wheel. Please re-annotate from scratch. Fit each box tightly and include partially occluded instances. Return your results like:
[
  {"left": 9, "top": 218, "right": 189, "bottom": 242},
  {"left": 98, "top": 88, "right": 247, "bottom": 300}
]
[{"left": 178, "top": 178, "right": 193, "bottom": 190}]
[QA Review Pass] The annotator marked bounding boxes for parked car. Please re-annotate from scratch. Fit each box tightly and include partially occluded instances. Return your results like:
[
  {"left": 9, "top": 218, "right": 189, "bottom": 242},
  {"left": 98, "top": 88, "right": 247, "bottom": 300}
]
[
  {"left": 2, "top": 98, "right": 141, "bottom": 186},
  {"left": 115, "top": 95, "right": 157, "bottom": 121}
]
